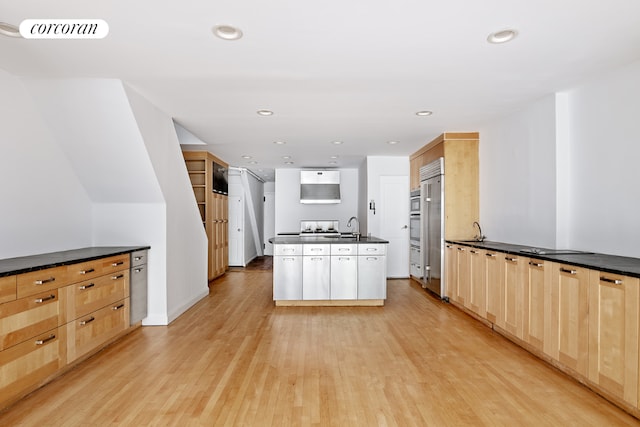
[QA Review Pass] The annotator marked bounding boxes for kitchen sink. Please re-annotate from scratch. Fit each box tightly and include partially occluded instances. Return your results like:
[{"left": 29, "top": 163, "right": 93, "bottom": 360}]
[{"left": 519, "top": 248, "right": 594, "bottom": 255}]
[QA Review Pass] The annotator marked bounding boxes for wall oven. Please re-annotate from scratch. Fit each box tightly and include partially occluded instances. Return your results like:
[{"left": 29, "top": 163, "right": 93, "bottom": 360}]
[{"left": 410, "top": 189, "right": 421, "bottom": 215}]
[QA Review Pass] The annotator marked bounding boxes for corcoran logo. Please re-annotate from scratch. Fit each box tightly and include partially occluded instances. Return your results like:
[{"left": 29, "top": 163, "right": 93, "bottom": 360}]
[{"left": 19, "top": 19, "right": 109, "bottom": 39}]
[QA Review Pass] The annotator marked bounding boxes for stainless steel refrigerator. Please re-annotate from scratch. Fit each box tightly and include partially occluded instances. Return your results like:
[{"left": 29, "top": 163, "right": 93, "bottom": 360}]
[{"left": 420, "top": 158, "right": 445, "bottom": 298}]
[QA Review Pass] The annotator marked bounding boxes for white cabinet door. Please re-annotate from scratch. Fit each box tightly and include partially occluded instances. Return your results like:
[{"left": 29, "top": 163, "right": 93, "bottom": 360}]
[
  {"left": 331, "top": 256, "right": 357, "bottom": 299},
  {"left": 303, "top": 256, "right": 330, "bottom": 300},
  {"left": 358, "top": 255, "right": 387, "bottom": 299},
  {"left": 273, "top": 256, "right": 302, "bottom": 300}
]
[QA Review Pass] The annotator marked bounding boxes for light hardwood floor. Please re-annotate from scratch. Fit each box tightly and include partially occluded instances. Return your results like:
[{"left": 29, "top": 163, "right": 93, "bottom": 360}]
[{"left": 1, "top": 269, "right": 639, "bottom": 426}]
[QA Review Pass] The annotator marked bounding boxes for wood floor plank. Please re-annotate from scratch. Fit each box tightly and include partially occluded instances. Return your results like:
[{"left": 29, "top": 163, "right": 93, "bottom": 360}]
[{"left": 0, "top": 269, "right": 639, "bottom": 426}]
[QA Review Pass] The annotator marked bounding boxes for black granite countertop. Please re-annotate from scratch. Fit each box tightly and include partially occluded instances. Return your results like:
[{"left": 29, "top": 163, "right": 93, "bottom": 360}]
[
  {"left": 269, "top": 235, "right": 389, "bottom": 245},
  {"left": 0, "top": 246, "right": 150, "bottom": 277},
  {"left": 447, "top": 240, "right": 640, "bottom": 279}
]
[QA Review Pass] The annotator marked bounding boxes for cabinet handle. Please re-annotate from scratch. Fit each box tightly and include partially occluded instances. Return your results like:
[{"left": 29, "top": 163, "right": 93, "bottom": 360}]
[
  {"left": 529, "top": 262, "right": 543, "bottom": 267},
  {"left": 35, "top": 334, "right": 56, "bottom": 345},
  {"left": 446, "top": 245, "right": 453, "bottom": 248},
  {"left": 80, "top": 268, "right": 95, "bottom": 275},
  {"left": 112, "top": 303, "right": 125, "bottom": 311},
  {"left": 111, "top": 274, "right": 125, "bottom": 280},
  {"left": 111, "top": 261, "right": 125, "bottom": 267},
  {"left": 283, "top": 257, "right": 296, "bottom": 261},
  {"left": 600, "top": 276, "right": 623, "bottom": 285},
  {"left": 283, "top": 248, "right": 295, "bottom": 252},
  {"left": 338, "top": 257, "right": 351, "bottom": 261},
  {"left": 366, "top": 248, "right": 378, "bottom": 252},
  {"left": 35, "top": 294, "right": 56, "bottom": 303},
  {"left": 134, "top": 268, "right": 144, "bottom": 273},
  {"left": 470, "top": 250, "right": 478, "bottom": 254},
  {"left": 310, "top": 248, "right": 323, "bottom": 252},
  {"left": 311, "top": 257, "right": 323, "bottom": 261},
  {"left": 338, "top": 248, "right": 350, "bottom": 252},
  {"left": 80, "top": 316, "right": 95, "bottom": 326},
  {"left": 559, "top": 267, "right": 577, "bottom": 275},
  {"left": 79, "top": 283, "right": 95, "bottom": 290},
  {"left": 35, "top": 277, "right": 55, "bottom": 285},
  {"left": 134, "top": 256, "right": 144, "bottom": 261},
  {"left": 505, "top": 257, "right": 517, "bottom": 262},
  {"left": 457, "top": 248, "right": 465, "bottom": 251},
  {"left": 366, "top": 257, "right": 378, "bottom": 261},
  {"left": 485, "top": 253, "right": 496, "bottom": 258}
]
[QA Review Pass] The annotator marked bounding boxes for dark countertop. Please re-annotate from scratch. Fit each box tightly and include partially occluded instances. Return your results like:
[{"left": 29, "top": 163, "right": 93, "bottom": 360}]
[
  {"left": 447, "top": 240, "right": 640, "bottom": 279},
  {"left": 269, "top": 235, "right": 389, "bottom": 245},
  {"left": 0, "top": 246, "right": 150, "bottom": 277}
]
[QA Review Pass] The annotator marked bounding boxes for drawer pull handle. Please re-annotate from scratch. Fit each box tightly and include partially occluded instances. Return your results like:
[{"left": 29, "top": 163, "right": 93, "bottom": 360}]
[
  {"left": 111, "top": 274, "right": 125, "bottom": 280},
  {"left": 35, "top": 277, "right": 55, "bottom": 285},
  {"left": 338, "top": 248, "right": 350, "bottom": 252},
  {"left": 529, "top": 262, "right": 543, "bottom": 267},
  {"left": 283, "top": 249, "right": 295, "bottom": 252},
  {"left": 470, "top": 250, "right": 478, "bottom": 254},
  {"left": 310, "top": 248, "right": 323, "bottom": 252},
  {"left": 366, "top": 248, "right": 378, "bottom": 252},
  {"left": 446, "top": 245, "right": 452, "bottom": 248},
  {"left": 600, "top": 276, "right": 623, "bottom": 285},
  {"left": 311, "top": 257, "right": 323, "bottom": 261},
  {"left": 338, "top": 257, "right": 351, "bottom": 261},
  {"left": 35, "top": 334, "right": 56, "bottom": 345},
  {"left": 505, "top": 257, "right": 517, "bottom": 262},
  {"left": 80, "top": 316, "right": 95, "bottom": 326},
  {"left": 79, "top": 283, "right": 95, "bottom": 290},
  {"left": 80, "top": 268, "right": 95, "bottom": 275},
  {"left": 283, "top": 258, "right": 295, "bottom": 261},
  {"left": 134, "top": 268, "right": 144, "bottom": 273},
  {"left": 35, "top": 294, "right": 56, "bottom": 303},
  {"left": 134, "top": 256, "right": 144, "bottom": 261},
  {"left": 560, "top": 267, "right": 577, "bottom": 275},
  {"left": 366, "top": 257, "right": 378, "bottom": 261},
  {"left": 111, "top": 261, "right": 125, "bottom": 267},
  {"left": 112, "top": 304, "right": 125, "bottom": 311},
  {"left": 485, "top": 253, "right": 496, "bottom": 258},
  {"left": 457, "top": 248, "right": 465, "bottom": 251}
]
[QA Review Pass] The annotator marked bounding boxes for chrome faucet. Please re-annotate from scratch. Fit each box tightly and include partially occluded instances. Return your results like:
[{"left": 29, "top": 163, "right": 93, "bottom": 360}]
[
  {"left": 347, "top": 216, "right": 360, "bottom": 240},
  {"left": 473, "top": 221, "right": 486, "bottom": 242}
]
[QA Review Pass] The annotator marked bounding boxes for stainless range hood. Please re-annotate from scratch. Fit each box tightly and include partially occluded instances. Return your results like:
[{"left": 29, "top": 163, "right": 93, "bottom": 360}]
[{"left": 300, "top": 170, "right": 341, "bottom": 204}]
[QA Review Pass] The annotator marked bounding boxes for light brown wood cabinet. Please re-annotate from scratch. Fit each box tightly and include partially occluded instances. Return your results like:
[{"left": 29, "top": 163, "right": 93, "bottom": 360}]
[
  {"left": 468, "top": 248, "right": 486, "bottom": 317},
  {"left": 445, "top": 244, "right": 458, "bottom": 302},
  {"left": 588, "top": 270, "right": 639, "bottom": 406},
  {"left": 500, "top": 254, "right": 526, "bottom": 339},
  {"left": 484, "top": 251, "right": 501, "bottom": 324},
  {"left": 550, "top": 262, "right": 590, "bottom": 376},
  {"left": 523, "top": 258, "right": 552, "bottom": 354},
  {"left": 0, "top": 250, "right": 138, "bottom": 410},
  {"left": 455, "top": 246, "right": 470, "bottom": 306},
  {"left": 183, "top": 151, "right": 229, "bottom": 281},
  {"left": 409, "top": 132, "right": 479, "bottom": 240}
]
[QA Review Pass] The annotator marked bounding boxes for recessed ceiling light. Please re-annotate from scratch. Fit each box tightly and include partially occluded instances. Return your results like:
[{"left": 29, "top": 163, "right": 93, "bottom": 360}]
[
  {"left": 282, "top": 156, "right": 291, "bottom": 160},
  {"left": 249, "top": 161, "right": 258, "bottom": 165},
  {"left": 284, "top": 161, "right": 294, "bottom": 165},
  {"left": 415, "top": 111, "right": 433, "bottom": 116},
  {"left": 241, "top": 155, "right": 252, "bottom": 159},
  {"left": 387, "top": 141, "right": 399, "bottom": 145},
  {"left": 257, "top": 109, "right": 273, "bottom": 116},
  {"left": 0, "top": 22, "right": 21, "bottom": 38},
  {"left": 329, "top": 161, "right": 338, "bottom": 165},
  {"left": 273, "top": 141, "right": 286, "bottom": 145},
  {"left": 330, "top": 155, "right": 339, "bottom": 159},
  {"left": 487, "top": 29, "right": 518, "bottom": 44},
  {"left": 332, "top": 141, "right": 344, "bottom": 145},
  {"left": 212, "top": 24, "right": 243, "bottom": 41}
]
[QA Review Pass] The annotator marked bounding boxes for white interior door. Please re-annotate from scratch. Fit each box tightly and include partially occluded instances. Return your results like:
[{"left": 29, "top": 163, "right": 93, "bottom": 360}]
[
  {"left": 380, "top": 175, "right": 410, "bottom": 278},
  {"left": 228, "top": 195, "right": 244, "bottom": 266},
  {"left": 263, "top": 192, "right": 275, "bottom": 256}
]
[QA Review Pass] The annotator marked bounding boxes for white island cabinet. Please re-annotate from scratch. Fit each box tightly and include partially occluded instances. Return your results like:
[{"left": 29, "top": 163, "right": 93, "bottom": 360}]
[
  {"left": 270, "top": 236, "right": 388, "bottom": 306},
  {"left": 357, "top": 243, "right": 387, "bottom": 299},
  {"left": 273, "top": 244, "right": 302, "bottom": 300}
]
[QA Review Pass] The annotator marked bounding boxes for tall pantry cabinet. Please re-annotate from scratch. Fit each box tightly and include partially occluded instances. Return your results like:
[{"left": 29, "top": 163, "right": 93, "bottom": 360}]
[{"left": 183, "top": 151, "right": 229, "bottom": 281}]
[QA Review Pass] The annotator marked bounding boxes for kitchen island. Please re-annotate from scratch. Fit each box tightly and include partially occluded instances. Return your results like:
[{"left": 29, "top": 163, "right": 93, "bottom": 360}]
[{"left": 269, "top": 235, "right": 389, "bottom": 306}]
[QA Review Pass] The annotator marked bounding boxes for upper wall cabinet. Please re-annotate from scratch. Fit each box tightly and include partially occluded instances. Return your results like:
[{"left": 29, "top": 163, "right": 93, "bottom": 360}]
[{"left": 410, "top": 132, "right": 479, "bottom": 240}]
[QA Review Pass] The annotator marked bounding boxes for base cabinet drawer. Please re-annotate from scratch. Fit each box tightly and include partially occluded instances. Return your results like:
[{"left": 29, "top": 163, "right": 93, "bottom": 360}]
[
  {"left": 1, "top": 290, "right": 59, "bottom": 351},
  {"left": 66, "top": 298, "right": 129, "bottom": 363},
  {"left": 0, "top": 327, "right": 64, "bottom": 408},
  {"left": 17, "top": 266, "right": 68, "bottom": 299},
  {"left": 62, "top": 272, "right": 129, "bottom": 322}
]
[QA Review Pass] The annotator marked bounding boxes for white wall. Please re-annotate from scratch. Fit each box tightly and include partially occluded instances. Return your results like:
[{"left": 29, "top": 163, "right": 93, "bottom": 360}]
[
  {"left": 274, "top": 168, "right": 359, "bottom": 233},
  {"left": 125, "top": 86, "right": 209, "bottom": 324},
  {"left": 564, "top": 60, "right": 640, "bottom": 257},
  {"left": 478, "top": 95, "right": 558, "bottom": 248},
  {"left": 0, "top": 71, "right": 93, "bottom": 259}
]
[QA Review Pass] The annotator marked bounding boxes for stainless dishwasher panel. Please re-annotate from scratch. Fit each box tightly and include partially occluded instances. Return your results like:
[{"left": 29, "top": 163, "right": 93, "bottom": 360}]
[{"left": 130, "top": 249, "right": 148, "bottom": 324}]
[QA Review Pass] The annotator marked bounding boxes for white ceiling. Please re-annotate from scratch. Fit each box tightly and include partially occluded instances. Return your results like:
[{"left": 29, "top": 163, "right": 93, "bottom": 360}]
[{"left": 2, "top": 1, "right": 640, "bottom": 181}]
